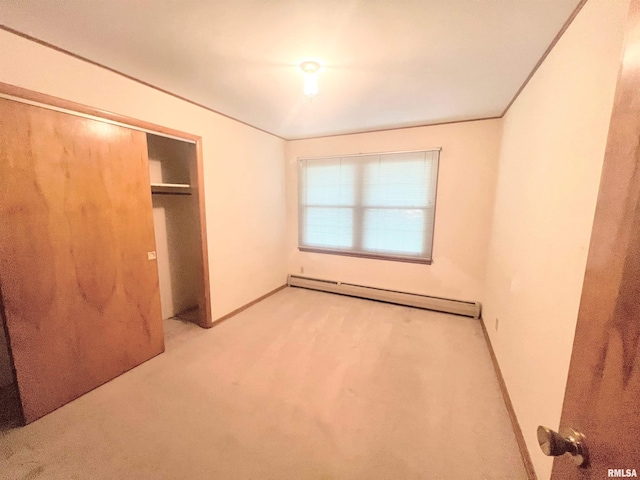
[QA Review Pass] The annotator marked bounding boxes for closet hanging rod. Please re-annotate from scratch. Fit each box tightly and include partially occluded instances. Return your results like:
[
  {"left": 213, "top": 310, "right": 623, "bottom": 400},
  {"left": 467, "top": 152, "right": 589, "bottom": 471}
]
[{"left": 151, "top": 183, "right": 192, "bottom": 195}]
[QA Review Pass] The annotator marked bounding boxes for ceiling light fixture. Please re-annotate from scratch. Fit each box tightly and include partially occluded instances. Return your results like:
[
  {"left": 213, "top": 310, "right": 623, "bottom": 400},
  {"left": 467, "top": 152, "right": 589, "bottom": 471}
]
[{"left": 300, "top": 61, "right": 321, "bottom": 98}]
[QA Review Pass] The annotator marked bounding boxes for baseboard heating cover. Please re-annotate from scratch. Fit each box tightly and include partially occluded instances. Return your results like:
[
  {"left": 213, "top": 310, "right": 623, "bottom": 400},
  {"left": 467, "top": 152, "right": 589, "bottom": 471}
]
[{"left": 287, "top": 275, "right": 481, "bottom": 318}]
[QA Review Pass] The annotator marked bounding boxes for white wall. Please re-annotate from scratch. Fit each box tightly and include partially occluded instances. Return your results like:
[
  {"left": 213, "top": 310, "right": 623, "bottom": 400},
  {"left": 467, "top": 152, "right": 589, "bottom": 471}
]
[
  {"left": 0, "top": 29, "right": 288, "bottom": 325},
  {"left": 286, "top": 120, "right": 502, "bottom": 302},
  {"left": 482, "top": 0, "right": 629, "bottom": 478}
]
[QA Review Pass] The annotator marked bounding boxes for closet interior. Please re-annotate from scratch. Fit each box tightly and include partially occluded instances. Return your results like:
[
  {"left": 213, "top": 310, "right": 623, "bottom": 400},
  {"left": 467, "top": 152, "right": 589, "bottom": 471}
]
[{"left": 147, "top": 133, "right": 209, "bottom": 329}]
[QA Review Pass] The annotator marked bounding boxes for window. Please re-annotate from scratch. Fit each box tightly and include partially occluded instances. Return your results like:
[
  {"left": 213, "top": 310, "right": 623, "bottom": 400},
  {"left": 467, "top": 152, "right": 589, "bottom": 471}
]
[{"left": 298, "top": 149, "right": 439, "bottom": 264}]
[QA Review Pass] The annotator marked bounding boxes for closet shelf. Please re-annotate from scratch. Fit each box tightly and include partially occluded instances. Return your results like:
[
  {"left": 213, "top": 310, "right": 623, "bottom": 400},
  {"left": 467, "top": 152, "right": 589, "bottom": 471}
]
[{"left": 151, "top": 183, "right": 192, "bottom": 196}]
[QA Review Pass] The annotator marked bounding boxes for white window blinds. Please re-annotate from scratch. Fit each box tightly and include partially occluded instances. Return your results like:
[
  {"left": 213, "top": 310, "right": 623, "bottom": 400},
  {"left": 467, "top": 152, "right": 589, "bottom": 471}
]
[{"left": 298, "top": 149, "right": 439, "bottom": 263}]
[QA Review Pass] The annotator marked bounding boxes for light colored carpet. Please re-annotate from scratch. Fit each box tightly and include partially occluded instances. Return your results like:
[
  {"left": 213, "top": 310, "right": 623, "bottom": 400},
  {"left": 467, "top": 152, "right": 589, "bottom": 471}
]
[{"left": 0, "top": 287, "right": 526, "bottom": 479}]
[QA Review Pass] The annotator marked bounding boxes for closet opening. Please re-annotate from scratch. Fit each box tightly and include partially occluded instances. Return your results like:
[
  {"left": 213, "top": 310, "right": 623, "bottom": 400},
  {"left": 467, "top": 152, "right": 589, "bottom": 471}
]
[{"left": 147, "top": 133, "right": 211, "bottom": 334}]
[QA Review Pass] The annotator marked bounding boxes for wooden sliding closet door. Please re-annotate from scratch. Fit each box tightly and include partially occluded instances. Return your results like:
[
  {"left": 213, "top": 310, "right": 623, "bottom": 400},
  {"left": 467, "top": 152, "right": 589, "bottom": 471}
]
[{"left": 0, "top": 98, "right": 163, "bottom": 423}]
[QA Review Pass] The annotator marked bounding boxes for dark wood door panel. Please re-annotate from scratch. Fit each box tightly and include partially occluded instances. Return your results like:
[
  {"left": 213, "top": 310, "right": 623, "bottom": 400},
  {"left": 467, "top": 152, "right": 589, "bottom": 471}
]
[{"left": 0, "top": 98, "right": 163, "bottom": 423}]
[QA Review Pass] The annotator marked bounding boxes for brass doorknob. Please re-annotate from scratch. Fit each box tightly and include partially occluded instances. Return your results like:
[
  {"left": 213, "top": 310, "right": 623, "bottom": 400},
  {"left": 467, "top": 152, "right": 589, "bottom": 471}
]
[{"left": 537, "top": 425, "right": 589, "bottom": 467}]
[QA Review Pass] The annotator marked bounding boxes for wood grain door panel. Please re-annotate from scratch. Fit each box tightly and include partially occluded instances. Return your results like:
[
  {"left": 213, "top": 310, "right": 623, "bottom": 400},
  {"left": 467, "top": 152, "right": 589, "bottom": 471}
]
[{"left": 0, "top": 98, "right": 164, "bottom": 423}]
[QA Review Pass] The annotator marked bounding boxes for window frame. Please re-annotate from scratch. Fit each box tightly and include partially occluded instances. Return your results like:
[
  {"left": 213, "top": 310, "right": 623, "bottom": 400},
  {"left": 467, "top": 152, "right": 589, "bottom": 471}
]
[{"left": 297, "top": 149, "right": 440, "bottom": 265}]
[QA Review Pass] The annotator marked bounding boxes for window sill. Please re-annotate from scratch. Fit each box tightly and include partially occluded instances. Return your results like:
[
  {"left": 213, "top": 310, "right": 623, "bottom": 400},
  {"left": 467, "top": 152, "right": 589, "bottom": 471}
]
[{"left": 298, "top": 247, "right": 432, "bottom": 265}]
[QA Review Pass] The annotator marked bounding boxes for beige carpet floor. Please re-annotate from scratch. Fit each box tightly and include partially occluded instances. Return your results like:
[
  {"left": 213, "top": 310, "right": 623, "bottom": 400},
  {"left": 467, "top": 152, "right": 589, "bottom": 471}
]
[{"left": 0, "top": 287, "right": 526, "bottom": 479}]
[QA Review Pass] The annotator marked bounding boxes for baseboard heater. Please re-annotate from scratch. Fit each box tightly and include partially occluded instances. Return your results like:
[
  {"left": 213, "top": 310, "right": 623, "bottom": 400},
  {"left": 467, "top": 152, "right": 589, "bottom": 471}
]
[{"left": 287, "top": 275, "right": 481, "bottom": 319}]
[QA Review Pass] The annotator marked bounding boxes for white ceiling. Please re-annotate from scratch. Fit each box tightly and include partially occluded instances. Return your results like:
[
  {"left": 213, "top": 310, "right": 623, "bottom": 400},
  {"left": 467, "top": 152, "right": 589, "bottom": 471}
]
[{"left": 0, "top": 0, "right": 581, "bottom": 139}]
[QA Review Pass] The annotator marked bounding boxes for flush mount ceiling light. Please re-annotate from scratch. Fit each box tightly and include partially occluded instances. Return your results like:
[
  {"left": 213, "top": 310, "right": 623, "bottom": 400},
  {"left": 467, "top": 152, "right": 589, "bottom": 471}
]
[{"left": 300, "top": 61, "right": 321, "bottom": 98}]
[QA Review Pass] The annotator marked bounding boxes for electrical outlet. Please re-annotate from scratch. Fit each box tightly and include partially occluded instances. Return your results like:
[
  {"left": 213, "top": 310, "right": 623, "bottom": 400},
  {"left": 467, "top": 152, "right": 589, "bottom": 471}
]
[
  {"left": 147, "top": 251, "right": 157, "bottom": 260},
  {"left": 495, "top": 318, "right": 499, "bottom": 331}
]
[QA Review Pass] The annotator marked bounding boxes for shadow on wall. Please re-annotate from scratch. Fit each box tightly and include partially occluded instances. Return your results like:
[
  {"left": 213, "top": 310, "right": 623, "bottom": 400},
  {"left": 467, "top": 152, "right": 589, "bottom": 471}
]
[
  {"left": 0, "top": 383, "right": 21, "bottom": 430},
  {"left": 0, "top": 312, "right": 21, "bottom": 429},
  {"left": 0, "top": 312, "right": 14, "bottom": 388}
]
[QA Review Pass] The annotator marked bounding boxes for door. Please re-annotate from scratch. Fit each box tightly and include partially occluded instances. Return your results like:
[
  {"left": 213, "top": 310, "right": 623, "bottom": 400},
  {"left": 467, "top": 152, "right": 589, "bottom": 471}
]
[
  {"left": 0, "top": 97, "right": 164, "bottom": 423},
  {"left": 549, "top": 0, "right": 640, "bottom": 477}
]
